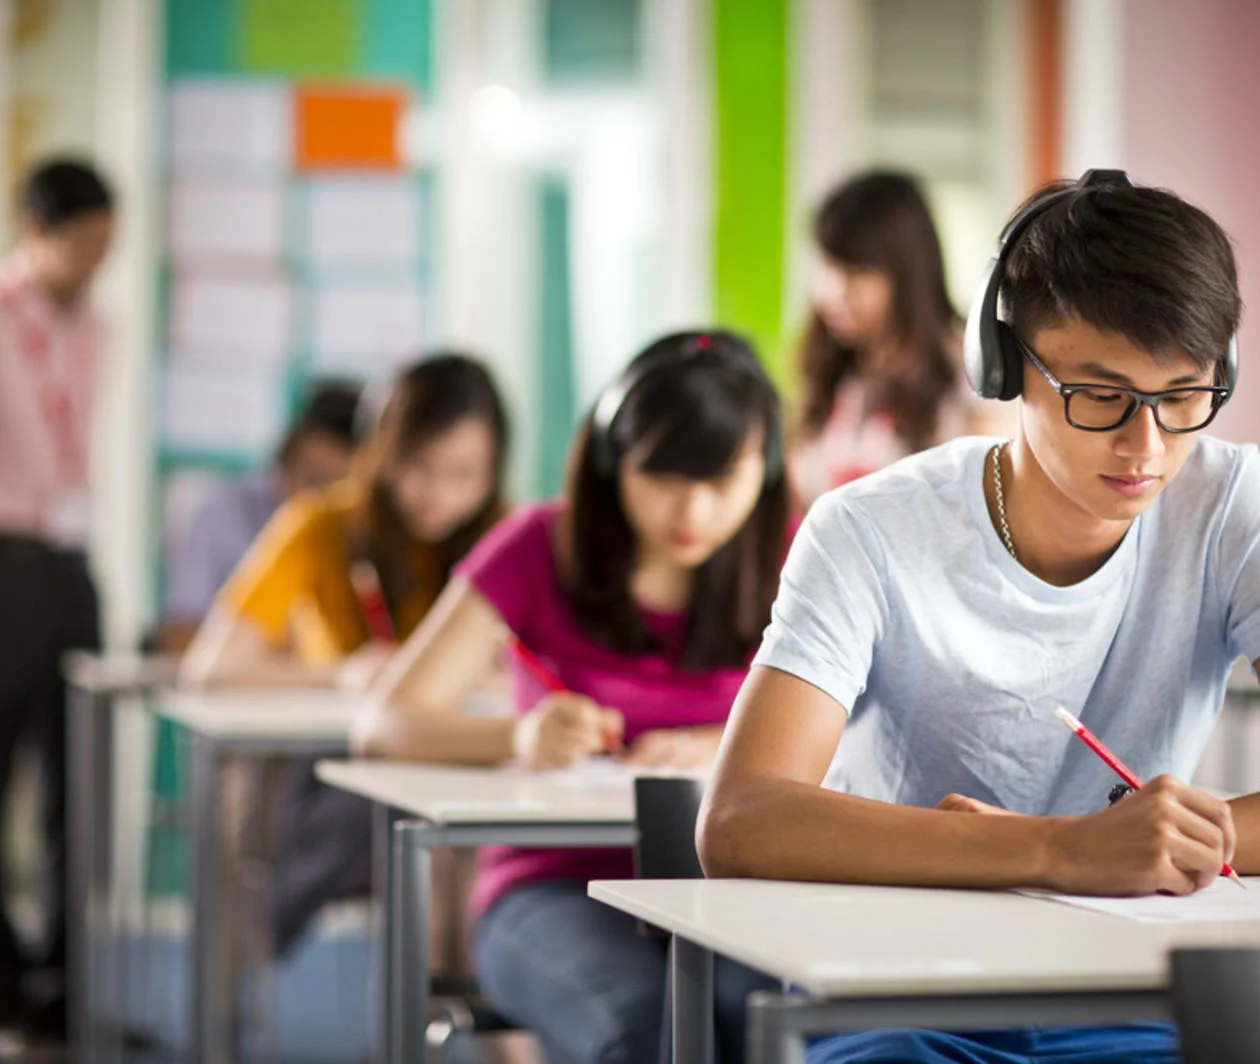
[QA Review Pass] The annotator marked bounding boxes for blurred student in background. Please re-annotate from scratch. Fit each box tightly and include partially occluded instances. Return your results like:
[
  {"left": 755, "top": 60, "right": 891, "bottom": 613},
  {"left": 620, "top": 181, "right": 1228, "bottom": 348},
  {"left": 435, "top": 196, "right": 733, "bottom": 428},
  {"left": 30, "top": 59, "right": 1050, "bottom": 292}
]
[
  {"left": 0, "top": 158, "right": 114, "bottom": 1041},
  {"left": 357, "top": 331, "right": 792, "bottom": 1064},
  {"left": 182, "top": 353, "right": 508, "bottom": 963},
  {"left": 792, "top": 170, "right": 1007, "bottom": 505},
  {"left": 158, "top": 381, "right": 363, "bottom": 653}
]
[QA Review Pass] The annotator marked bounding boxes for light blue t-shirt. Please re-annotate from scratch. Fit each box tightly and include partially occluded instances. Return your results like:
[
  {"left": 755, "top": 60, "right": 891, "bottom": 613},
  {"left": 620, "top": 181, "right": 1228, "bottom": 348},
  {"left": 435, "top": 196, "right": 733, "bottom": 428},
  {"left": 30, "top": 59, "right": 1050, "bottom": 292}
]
[{"left": 755, "top": 435, "right": 1260, "bottom": 817}]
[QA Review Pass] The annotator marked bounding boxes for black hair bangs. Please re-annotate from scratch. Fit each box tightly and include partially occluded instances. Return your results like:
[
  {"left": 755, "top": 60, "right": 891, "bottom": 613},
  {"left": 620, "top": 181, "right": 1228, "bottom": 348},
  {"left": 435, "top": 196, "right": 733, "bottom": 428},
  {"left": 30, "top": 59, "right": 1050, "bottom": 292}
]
[{"left": 618, "top": 367, "right": 768, "bottom": 482}]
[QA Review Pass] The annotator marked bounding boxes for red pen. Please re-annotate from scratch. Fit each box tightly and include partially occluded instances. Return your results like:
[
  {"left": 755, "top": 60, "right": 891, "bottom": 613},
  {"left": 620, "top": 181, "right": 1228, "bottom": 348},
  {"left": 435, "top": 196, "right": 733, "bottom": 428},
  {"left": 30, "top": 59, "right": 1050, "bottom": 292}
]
[
  {"left": 507, "top": 638, "right": 620, "bottom": 753},
  {"left": 1055, "top": 706, "right": 1244, "bottom": 887},
  {"left": 350, "top": 560, "right": 397, "bottom": 645}
]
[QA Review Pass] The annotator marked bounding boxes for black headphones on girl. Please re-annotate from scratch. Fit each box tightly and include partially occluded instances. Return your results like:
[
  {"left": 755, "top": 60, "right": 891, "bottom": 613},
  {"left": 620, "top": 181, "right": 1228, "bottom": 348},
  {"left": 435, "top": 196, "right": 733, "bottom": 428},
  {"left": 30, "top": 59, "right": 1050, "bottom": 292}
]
[
  {"left": 589, "top": 330, "right": 785, "bottom": 484},
  {"left": 963, "top": 169, "right": 1240, "bottom": 402}
]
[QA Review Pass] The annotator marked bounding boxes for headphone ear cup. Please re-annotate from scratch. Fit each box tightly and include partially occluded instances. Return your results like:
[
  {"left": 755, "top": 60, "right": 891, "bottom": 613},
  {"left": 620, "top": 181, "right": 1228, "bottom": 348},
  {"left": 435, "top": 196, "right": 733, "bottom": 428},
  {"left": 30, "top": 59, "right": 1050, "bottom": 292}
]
[
  {"left": 590, "top": 423, "right": 617, "bottom": 478},
  {"left": 1223, "top": 333, "right": 1239, "bottom": 397},
  {"left": 963, "top": 257, "right": 1011, "bottom": 400},
  {"left": 994, "top": 322, "right": 1024, "bottom": 401}
]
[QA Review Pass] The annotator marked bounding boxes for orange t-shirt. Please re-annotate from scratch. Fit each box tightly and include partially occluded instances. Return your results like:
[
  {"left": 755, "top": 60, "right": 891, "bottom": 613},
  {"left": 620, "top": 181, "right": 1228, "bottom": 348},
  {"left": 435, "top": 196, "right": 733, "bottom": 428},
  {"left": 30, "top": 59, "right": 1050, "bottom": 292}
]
[{"left": 218, "top": 481, "right": 443, "bottom": 665}]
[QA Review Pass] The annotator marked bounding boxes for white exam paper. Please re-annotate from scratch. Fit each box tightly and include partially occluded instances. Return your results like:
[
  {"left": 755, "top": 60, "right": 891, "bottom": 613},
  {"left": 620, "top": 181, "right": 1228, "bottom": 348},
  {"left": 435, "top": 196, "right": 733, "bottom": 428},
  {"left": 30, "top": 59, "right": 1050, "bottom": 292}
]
[{"left": 1022, "top": 877, "right": 1260, "bottom": 924}]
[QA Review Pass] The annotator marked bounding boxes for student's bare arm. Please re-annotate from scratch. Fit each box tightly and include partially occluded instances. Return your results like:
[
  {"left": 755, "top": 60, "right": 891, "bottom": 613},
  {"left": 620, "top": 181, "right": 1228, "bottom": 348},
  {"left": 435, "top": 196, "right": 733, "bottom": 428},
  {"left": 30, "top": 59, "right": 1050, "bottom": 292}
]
[
  {"left": 1225, "top": 657, "right": 1260, "bottom": 873},
  {"left": 353, "top": 581, "right": 520, "bottom": 763},
  {"left": 698, "top": 665, "right": 1236, "bottom": 896},
  {"left": 354, "top": 579, "right": 620, "bottom": 767},
  {"left": 179, "top": 607, "right": 340, "bottom": 689}
]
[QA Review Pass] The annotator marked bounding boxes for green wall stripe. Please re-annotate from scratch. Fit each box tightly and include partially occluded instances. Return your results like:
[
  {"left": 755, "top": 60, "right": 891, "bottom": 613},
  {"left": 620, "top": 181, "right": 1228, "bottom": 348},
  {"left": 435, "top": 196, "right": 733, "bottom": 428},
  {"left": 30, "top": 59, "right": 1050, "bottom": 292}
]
[{"left": 712, "top": 0, "right": 790, "bottom": 385}]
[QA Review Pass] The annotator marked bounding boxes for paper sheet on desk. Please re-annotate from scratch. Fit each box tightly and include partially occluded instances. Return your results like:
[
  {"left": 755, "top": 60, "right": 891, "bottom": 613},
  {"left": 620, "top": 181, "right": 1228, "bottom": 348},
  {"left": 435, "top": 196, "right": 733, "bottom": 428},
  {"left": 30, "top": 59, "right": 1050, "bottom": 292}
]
[{"left": 1021, "top": 877, "right": 1260, "bottom": 923}]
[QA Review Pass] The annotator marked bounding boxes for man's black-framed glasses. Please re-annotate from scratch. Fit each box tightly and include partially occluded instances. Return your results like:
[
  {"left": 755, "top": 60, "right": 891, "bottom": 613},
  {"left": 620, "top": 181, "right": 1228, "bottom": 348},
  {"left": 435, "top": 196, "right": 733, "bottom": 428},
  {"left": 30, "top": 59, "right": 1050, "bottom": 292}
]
[{"left": 1014, "top": 334, "right": 1229, "bottom": 433}]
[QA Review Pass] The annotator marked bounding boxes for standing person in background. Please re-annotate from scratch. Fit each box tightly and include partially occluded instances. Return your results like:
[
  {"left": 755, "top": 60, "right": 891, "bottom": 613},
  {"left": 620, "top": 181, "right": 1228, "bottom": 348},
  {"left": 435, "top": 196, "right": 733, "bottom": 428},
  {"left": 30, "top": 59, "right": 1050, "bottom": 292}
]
[
  {"left": 0, "top": 158, "right": 115, "bottom": 1044},
  {"left": 157, "top": 381, "right": 363, "bottom": 653},
  {"left": 792, "top": 170, "right": 1008, "bottom": 506}
]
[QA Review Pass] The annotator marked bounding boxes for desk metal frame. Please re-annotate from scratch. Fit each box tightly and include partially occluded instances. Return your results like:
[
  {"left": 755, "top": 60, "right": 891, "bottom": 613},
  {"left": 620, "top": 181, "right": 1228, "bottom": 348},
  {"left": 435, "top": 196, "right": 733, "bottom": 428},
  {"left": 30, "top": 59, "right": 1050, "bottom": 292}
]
[
  {"left": 67, "top": 673, "right": 351, "bottom": 1064},
  {"left": 743, "top": 982, "right": 1169, "bottom": 1064},
  {"left": 658, "top": 939, "right": 1171, "bottom": 1064},
  {"left": 67, "top": 665, "right": 174, "bottom": 1064},
  {"left": 381, "top": 817, "right": 636, "bottom": 1064},
  {"left": 186, "top": 730, "right": 350, "bottom": 1064}
]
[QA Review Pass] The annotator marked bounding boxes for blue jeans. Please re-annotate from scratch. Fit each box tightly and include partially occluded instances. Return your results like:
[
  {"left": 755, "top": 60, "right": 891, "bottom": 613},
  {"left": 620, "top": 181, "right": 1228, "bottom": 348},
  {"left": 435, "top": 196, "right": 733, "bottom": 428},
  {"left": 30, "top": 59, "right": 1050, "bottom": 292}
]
[
  {"left": 475, "top": 880, "right": 776, "bottom": 1064},
  {"left": 807, "top": 1025, "right": 1180, "bottom": 1063}
]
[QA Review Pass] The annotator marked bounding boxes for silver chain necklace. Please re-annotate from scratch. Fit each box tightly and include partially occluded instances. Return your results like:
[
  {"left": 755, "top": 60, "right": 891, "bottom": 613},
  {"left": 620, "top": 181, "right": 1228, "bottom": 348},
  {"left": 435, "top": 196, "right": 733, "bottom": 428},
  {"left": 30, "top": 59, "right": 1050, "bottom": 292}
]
[{"left": 990, "top": 440, "right": 1017, "bottom": 560}]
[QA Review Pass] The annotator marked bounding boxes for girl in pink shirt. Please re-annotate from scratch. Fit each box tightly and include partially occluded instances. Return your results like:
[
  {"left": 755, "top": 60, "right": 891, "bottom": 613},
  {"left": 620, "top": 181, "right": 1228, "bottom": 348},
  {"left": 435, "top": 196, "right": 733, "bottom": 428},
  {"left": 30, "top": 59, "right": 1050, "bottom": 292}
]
[{"left": 360, "top": 330, "right": 792, "bottom": 1063}]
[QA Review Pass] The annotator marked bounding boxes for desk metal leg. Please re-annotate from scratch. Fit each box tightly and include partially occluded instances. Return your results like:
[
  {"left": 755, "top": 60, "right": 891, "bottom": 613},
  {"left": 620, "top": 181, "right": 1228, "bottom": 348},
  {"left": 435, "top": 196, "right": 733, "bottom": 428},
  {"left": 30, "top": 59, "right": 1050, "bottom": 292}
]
[
  {"left": 392, "top": 821, "right": 431, "bottom": 1064},
  {"left": 671, "top": 935, "right": 714, "bottom": 1064},
  {"left": 374, "top": 805, "right": 396, "bottom": 1064},
  {"left": 747, "top": 992, "right": 808, "bottom": 1064},
  {"left": 189, "top": 733, "right": 228, "bottom": 1064},
  {"left": 67, "top": 684, "right": 105, "bottom": 1064}
]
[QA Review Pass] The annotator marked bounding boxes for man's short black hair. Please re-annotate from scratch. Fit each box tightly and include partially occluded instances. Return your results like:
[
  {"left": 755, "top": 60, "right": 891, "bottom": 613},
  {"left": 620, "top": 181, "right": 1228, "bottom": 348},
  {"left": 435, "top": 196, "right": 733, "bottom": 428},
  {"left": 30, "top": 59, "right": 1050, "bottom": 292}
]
[
  {"left": 278, "top": 381, "right": 363, "bottom": 465},
  {"left": 1001, "top": 181, "right": 1241, "bottom": 376},
  {"left": 23, "top": 158, "right": 114, "bottom": 229}
]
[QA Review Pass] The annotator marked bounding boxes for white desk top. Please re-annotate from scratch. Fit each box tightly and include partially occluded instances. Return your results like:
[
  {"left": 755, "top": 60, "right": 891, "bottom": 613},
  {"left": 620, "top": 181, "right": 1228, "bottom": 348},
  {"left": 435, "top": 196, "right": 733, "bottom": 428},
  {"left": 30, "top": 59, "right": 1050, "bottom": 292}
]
[
  {"left": 63, "top": 650, "right": 180, "bottom": 694},
  {"left": 1229, "top": 656, "right": 1259, "bottom": 694},
  {"left": 154, "top": 689, "right": 360, "bottom": 743},
  {"left": 588, "top": 878, "right": 1260, "bottom": 999},
  {"left": 316, "top": 758, "right": 639, "bottom": 826}
]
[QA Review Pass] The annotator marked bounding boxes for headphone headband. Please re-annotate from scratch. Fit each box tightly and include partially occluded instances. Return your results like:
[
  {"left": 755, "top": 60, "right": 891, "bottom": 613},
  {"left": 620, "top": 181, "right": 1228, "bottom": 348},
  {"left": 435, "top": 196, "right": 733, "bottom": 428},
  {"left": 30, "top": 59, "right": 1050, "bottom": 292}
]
[{"left": 589, "top": 332, "right": 784, "bottom": 484}]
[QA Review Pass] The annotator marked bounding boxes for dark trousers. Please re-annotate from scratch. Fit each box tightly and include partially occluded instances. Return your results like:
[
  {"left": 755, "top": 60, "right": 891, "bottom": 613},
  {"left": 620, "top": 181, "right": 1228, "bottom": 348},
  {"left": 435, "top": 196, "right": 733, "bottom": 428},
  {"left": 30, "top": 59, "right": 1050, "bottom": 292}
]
[
  {"left": 0, "top": 535, "right": 100, "bottom": 1016},
  {"left": 268, "top": 758, "right": 372, "bottom": 958}
]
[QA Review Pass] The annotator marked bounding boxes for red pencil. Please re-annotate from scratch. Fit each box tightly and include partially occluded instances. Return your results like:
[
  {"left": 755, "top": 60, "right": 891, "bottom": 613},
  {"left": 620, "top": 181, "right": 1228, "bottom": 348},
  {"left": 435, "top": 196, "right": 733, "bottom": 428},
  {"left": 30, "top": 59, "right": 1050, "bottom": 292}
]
[
  {"left": 507, "top": 638, "right": 620, "bottom": 753},
  {"left": 1055, "top": 706, "right": 1243, "bottom": 887},
  {"left": 507, "top": 638, "right": 565, "bottom": 693}
]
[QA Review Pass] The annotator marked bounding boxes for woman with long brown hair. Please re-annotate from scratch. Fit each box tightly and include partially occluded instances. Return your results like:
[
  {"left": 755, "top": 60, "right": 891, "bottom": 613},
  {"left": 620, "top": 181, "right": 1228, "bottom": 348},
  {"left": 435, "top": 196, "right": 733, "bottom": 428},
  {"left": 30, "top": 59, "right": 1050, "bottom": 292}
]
[
  {"left": 181, "top": 353, "right": 508, "bottom": 958},
  {"left": 793, "top": 170, "right": 1004, "bottom": 504}
]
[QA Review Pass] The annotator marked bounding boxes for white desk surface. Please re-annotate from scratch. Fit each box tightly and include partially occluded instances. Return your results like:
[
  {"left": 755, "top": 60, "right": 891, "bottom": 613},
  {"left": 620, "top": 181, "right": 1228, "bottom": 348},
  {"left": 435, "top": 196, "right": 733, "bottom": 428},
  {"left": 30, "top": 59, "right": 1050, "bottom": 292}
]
[
  {"left": 63, "top": 650, "right": 180, "bottom": 694},
  {"left": 588, "top": 878, "right": 1260, "bottom": 999},
  {"left": 316, "top": 759, "right": 638, "bottom": 826},
  {"left": 154, "top": 689, "right": 361, "bottom": 742},
  {"left": 1228, "top": 656, "right": 1259, "bottom": 694}
]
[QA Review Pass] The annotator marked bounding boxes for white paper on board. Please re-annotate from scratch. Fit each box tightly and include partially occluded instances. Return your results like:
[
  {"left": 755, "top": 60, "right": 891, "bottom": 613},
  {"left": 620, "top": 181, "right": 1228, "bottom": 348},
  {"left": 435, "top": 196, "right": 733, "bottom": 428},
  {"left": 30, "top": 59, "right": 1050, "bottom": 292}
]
[
  {"left": 306, "top": 178, "right": 421, "bottom": 265},
  {"left": 161, "top": 363, "right": 285, "bottom": 452},
  {"left": 169, "top": 81, "right": 291, "bottom": 175},
  {"left": 169, "top": 180, "right": 286, "bottom": 264},
  {"left": 170, "top": 276, "right": 293, "bottom": 366},
  {"left": 311, "top": 287, "right": 423, "bottom": 368}
]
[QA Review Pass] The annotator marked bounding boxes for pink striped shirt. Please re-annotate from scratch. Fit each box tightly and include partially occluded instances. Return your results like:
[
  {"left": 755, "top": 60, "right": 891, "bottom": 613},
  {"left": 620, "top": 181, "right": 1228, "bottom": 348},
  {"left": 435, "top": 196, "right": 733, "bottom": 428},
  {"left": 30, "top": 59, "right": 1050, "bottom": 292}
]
[{"left": 0, "top": 253, "right": 103, "bottom": 546}]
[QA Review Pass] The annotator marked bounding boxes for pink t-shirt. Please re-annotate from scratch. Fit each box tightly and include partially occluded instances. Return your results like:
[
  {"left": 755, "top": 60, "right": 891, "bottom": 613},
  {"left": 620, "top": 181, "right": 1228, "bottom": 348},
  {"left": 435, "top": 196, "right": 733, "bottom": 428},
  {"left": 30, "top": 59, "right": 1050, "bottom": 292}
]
[
  {"left": 457, "top": 502, "right": 753, "bottom": 916},
  {"left": 0, "top": 252, "right": 103, "bottom": 546}
]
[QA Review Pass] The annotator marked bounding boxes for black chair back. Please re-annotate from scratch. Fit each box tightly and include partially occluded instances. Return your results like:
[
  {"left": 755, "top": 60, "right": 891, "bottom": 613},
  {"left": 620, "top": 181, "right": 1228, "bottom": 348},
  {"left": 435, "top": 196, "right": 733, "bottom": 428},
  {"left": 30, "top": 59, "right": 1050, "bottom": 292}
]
[
  {"left": 633, "top": 776, "right": 706, "bottom": 880},
  {"left": 1171, "top": 948, "right": 1260, "bottom": 1064}
]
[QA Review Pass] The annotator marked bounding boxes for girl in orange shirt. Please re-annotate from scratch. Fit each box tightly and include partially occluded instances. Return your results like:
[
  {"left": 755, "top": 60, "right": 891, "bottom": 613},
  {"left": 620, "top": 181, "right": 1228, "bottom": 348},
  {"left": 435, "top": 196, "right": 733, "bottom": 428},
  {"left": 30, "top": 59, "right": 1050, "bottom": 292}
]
[{"left": 182, "top": 354, "right": 508, "bottom": 959}]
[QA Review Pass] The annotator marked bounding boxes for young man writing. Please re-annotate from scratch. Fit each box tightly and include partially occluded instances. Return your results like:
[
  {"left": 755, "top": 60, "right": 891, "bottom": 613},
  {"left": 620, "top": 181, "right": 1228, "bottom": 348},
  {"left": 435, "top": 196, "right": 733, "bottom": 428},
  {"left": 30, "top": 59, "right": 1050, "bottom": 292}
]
[{"left": 699, "top": 172, "right": 1256, "bottom": 1063}]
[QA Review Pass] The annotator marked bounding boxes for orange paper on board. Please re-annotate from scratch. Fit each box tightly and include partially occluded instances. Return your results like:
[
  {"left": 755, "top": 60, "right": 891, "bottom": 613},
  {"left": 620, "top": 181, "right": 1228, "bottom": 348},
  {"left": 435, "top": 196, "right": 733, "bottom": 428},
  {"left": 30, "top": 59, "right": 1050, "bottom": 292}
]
[{"left": 295, "top": 87, "right": 406, "bottom": 170}]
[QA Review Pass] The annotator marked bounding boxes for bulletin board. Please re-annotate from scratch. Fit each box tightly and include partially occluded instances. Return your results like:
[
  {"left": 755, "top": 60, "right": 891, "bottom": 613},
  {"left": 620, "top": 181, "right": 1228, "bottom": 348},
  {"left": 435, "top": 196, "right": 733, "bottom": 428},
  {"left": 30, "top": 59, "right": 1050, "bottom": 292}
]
[{"left": 150, "top": 0, "right": 435, "bottom": 894}]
